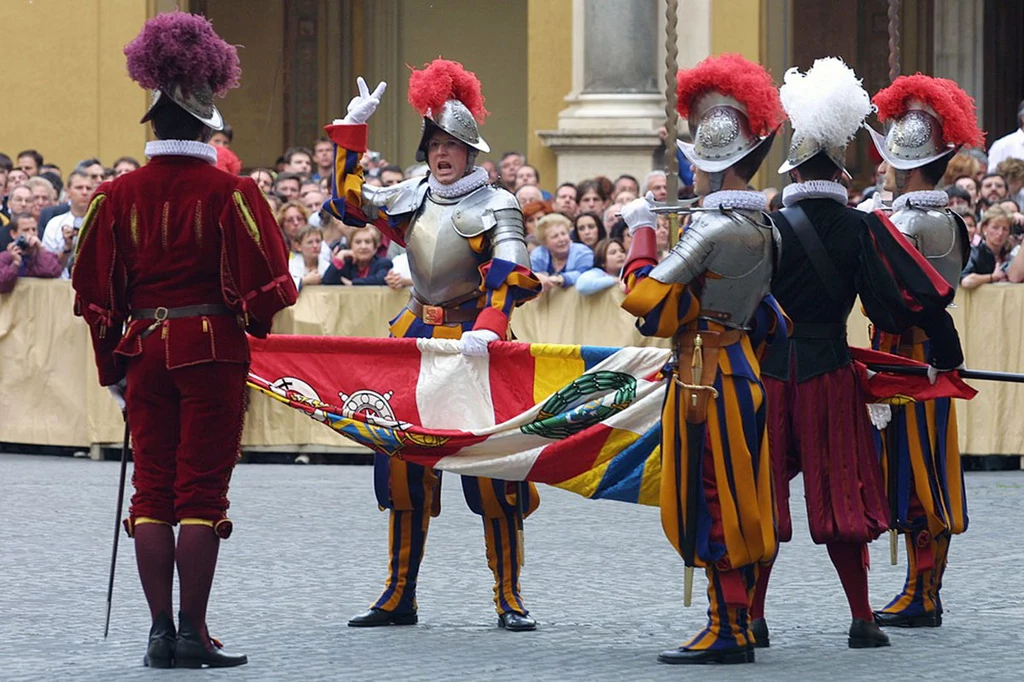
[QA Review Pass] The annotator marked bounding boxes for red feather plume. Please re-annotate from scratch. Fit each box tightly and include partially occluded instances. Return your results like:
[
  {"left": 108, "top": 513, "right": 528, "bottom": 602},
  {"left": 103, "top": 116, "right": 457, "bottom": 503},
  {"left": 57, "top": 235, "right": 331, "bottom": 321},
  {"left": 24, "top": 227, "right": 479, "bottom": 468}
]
[
  {"left": 873, "top": 74, "right": 985, "bottom": 148},
  {"left": 676, "top": 53, "right": 784, "bottom": 136},
  {"left": 407, "top": 58, "right": 489, "bottom": 123}
]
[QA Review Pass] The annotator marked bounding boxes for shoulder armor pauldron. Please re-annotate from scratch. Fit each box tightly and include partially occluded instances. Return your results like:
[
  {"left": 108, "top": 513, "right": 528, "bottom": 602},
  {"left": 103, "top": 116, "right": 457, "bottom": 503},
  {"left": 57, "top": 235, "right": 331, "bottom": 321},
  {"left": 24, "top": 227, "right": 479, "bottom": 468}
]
[
  {"left": 363, "top": 176, "right": 428, "bottom": 217},
  {"left": 451, "top": 185, "right": 521, "bottom": 238}
]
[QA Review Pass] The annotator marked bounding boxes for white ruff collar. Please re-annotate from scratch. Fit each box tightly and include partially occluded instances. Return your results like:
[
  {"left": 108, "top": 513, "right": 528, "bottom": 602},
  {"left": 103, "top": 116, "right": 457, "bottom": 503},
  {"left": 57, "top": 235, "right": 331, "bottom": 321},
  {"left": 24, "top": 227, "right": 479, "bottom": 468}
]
[
  {"left": 428, "top": 166, "right": 489, "bottom": 199},
  {"left": 703, "top": 190, "right": 767, "bottom": 212},
  {"left": 782, "top": 180, "right": 848, "bottom": 207},
  {"left": 145, "top": 140, "right": 218, "bottom": 165},
  {"left": 892, "top": 190, "right": 949, "bottom": 211}
]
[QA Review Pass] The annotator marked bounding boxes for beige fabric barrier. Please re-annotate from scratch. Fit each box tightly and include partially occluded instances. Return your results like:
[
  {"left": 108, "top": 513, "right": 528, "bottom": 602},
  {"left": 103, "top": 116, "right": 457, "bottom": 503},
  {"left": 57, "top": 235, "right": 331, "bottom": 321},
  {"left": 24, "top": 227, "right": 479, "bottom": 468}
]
[{"left": 1, "top": 278, "right": 1021, "bottom": 455}]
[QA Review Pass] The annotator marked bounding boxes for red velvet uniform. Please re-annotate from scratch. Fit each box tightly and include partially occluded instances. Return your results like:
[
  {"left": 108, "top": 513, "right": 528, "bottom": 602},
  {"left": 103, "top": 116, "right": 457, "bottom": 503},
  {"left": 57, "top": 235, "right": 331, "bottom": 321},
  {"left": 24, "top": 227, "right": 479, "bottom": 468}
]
[{"left": 72, "top": 151, "right": 296, "bottom": 527}]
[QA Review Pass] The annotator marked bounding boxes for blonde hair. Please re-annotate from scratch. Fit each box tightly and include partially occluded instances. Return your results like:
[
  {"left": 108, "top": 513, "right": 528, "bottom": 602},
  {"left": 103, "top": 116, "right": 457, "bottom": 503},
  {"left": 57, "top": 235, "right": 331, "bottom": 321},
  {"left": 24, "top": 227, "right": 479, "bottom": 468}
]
[
  {"left": 295, "top": 225, "right": 323, "bottom": 244},
  {"left": 535, "top": 213, "right": 572, "bottom": 246},
  {"left": 351, "top": 225, "right": 382, "bottom": 248},
  {"left": 275, "top": 200, "right": 310, "bottom": 228}
]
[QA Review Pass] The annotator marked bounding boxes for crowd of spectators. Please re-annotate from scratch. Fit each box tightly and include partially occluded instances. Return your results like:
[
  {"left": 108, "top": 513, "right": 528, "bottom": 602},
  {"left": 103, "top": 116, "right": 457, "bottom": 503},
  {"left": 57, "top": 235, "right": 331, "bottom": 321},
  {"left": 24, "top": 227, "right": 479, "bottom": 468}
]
[{"left": 5, "top": 97, "right": 1024, "bottom": 299}]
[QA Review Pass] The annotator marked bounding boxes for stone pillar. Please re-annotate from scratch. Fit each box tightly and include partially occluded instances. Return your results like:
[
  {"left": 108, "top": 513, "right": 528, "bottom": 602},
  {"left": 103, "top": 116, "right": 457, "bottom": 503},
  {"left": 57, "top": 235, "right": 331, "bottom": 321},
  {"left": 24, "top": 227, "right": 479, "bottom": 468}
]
[
  {"left": 538, "top": 0, "right": 666, "bottom": 185},
  {"left": 932, "top": 0, "right": 984, "bottom": 125}
]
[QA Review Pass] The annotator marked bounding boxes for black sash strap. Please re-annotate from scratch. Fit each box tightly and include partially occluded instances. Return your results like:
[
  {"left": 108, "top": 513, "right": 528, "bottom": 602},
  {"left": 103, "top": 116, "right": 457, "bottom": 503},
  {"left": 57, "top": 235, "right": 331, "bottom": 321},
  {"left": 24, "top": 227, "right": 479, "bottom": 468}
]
[{"left": 779, "top": 205, "right": 854, "bottom": 306}]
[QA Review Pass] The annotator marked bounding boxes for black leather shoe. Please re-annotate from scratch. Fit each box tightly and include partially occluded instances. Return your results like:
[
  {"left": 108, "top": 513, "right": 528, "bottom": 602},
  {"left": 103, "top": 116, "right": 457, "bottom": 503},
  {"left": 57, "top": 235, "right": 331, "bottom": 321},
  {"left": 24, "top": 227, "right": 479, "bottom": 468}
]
[
  {"left": 658, "top": 645, "right": 752, "bottom": 665},
  {"left": 848, "top": 618, "right": 891, "bottom": 648},
  {"left": 143, "top": 611, "right": 175, "bottom": 668},
  {"left": 750, "top": 618, "right": 770, "bottom": 648},
  {"left": 873, "top": 609, "right": 942, "bottom": 628},
  {"left": 348, "top": 608, "right": 418, "bottom": 627},
  {"left": 174, "top": 613, "right": 248, "bottom": 668},
  {"left": 497, "top": 611, "right": 537, "bottom": 631}
]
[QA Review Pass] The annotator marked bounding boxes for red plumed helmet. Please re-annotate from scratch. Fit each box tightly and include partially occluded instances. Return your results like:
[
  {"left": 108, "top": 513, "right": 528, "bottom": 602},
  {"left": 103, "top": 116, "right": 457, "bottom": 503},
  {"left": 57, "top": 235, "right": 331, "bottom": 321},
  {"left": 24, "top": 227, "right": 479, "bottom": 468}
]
[
  {"left": 675, "top": 54, "right": 784, "bottom": 173},
  {"left": 408, "top": 58, "right": 489, "bottom": 123},
  {"left": 676, "top": 53, "right": 784, "bottom": 136},
  {"left": 408, "top": 58, "right": 491, "bottom": 162},
  {"left": 873, "top": 74, "right": 984, "bottom": 148}
]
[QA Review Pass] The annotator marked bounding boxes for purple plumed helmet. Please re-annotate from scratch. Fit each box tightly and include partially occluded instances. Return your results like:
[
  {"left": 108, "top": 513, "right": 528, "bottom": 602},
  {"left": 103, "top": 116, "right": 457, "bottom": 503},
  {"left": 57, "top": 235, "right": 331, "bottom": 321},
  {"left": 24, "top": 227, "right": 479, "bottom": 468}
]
[{"left": 125, "top": 11, "right": 240, "bottom": 131}]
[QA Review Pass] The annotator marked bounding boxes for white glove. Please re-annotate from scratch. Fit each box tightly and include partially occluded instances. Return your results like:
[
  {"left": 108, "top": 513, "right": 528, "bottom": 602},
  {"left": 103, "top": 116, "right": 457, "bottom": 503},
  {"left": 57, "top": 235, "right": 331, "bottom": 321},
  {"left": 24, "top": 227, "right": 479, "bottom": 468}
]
[
  {"left": 622, "top": 192, "right": 658, "bottom": 235},
  {"left": 927, "top": 362, "right": 966, "bottom": 385},
  {"left": 867, "top": 403, "right": 891, "bottom": 430},
  {"left": 460, "top": 329, "right": 500, "bottom": 357},
  {"left": 106, "top": 379, "right": 127, "bottom": 414},
  {"left": 335, "top": 77, "right": 387, "bottom": 125}
]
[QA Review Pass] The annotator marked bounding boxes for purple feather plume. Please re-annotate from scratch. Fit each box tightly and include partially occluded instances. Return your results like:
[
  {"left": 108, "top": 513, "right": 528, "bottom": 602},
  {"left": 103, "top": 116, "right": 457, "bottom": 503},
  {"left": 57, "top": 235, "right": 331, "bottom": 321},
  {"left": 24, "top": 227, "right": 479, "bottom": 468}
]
[{"left": 124, "top": 12, "right": 240, "bottom": 97}]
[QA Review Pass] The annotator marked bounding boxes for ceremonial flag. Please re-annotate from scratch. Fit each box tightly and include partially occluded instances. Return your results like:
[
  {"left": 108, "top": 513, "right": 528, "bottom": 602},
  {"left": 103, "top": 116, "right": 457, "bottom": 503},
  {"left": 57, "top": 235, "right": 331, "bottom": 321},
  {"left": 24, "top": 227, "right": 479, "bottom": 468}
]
[{"left": 247, "top": 336, "right": 975, "bottom": 506}]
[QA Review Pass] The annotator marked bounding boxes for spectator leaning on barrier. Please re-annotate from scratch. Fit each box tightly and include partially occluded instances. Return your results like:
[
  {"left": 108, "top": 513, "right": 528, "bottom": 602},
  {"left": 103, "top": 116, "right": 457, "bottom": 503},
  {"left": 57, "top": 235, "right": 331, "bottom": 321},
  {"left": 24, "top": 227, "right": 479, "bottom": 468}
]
[
  {"left": 961, "top": 205, "right": 1013, "bottom": 289},
  {"left": 576, "top": 237, "right": 627, "bottom": 296},
  {"left": 0, "top": 212, "right": 61, "bottom": 293},
  {"left": 323, "top": 225, "right": 391, "bottom": 286},
  {"left": 530, "top": 212, "right": 594, "bottom": 292},
  {"left": 288, "top": 225, "right": 328, "bottom": 290}
]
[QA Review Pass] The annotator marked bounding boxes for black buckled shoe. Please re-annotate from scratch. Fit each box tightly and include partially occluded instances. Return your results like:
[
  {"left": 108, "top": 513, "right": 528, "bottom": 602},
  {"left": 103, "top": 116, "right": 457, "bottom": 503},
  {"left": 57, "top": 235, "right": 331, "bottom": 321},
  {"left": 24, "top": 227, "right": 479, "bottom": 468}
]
[
  {"left": 143, "top": 611, "right": 176, "bottom": 668},
  {"left": 348, "top": 608, "right": 418, "bottom": 627},
  {"left": 750, "top": 618, "right": 770, "bottom": 648},
  {"left": 848, "top": 618, "right": 891, "bottom": 649},
  {"left": 658, "top": 645, "right": 753, "bottom": 665},
  {"left": 498, "top": 611, "right": 537, "bottom": 631},
  {"left": 873, "top": 609, "right": 942, "bottom": 628},
  {"left": 174, "top": 613, "right": 248, "bottom": 668}
]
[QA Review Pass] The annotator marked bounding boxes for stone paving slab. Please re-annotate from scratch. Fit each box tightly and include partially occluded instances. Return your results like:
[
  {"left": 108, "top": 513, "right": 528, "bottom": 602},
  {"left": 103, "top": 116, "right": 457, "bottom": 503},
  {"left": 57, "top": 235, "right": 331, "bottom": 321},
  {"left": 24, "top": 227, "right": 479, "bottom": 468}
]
[{"left": 1, "top": 454, "right": 1022, "bottom": 681}]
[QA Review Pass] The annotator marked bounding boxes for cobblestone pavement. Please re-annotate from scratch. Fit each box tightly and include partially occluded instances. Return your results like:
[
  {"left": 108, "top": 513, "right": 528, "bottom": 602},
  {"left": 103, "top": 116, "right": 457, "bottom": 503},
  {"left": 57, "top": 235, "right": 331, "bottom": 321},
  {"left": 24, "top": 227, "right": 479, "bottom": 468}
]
[{"left": 1, "top": 454, "right": 1022, "bottom": 681}]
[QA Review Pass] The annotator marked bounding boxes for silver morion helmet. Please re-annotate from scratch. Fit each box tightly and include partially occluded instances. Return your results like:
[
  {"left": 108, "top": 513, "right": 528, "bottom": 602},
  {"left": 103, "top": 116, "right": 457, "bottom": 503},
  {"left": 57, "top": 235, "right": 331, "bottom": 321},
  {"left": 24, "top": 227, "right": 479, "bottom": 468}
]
[
  {"left": 415, "top": 99, "right": 490, "bottom": 162},
  {"left": 677, "top": 93, "right": 771, "bottom": 174},
  {"left": 140, "top": 82, "right": 225, "bottom": 131},
  {"left": 867, "top": 101, "right": 953, "bottom": 171}
]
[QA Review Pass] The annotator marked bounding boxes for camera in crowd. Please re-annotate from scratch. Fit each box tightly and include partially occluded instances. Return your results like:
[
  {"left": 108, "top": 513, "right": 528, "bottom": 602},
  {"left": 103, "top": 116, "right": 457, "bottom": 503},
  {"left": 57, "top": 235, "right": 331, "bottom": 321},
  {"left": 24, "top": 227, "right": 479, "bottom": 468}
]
[{"left": 13, "top": 235, "right": 31, "bottom": 251}]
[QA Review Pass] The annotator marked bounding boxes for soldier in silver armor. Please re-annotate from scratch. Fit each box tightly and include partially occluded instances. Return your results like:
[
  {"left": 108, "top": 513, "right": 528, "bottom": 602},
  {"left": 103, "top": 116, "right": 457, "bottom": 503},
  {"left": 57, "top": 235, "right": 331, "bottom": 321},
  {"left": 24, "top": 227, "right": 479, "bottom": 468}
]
[
  {"left": 865, "top": 75, "right": 982, "bottom": 630},
  {"left": 322, "top": 61, "right": 541, "bottom": 632},
  {"left": 619, "top": 53, "right": 786, "bottom": 666}
]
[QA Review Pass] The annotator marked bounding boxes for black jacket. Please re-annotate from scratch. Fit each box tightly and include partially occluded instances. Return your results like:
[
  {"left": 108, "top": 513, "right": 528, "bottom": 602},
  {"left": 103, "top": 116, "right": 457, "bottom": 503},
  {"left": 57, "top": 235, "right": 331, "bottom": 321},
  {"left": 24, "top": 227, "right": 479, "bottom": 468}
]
[
  {"left": 322, "top": 254, "right": 392, "bottom": 286},
  {"left": 762, "top": 199, "right": 962, "bottom": 381}
]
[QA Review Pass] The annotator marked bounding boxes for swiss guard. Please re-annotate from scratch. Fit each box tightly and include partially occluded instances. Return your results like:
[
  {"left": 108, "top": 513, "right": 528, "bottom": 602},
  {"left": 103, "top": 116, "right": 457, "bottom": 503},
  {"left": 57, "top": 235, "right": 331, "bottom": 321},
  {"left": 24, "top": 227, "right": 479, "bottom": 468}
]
[
  {"left": 753, "top": 58, "right": 964, "bottom": 650},
  {"left": 72, "top": 12, "right": 296, "bottom": 668},
  {"left": 866, "top": 74, "right": 982, "bottom": 629},
  {"left": 619, "top": 53, "right": 786, "bottom": 665},
  {"left": 323, "top": 60, "right": 542, "bottom": 631}
]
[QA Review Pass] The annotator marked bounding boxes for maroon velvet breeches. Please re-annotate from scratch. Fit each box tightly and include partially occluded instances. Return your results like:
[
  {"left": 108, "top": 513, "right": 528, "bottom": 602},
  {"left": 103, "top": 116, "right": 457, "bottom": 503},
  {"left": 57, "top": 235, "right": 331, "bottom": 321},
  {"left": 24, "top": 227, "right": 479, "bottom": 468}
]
[
  {"left": 125, "top": 332, "right": 248, "bottom": 524},
  {"left": 764, "top": 364, "right": 889, "bottom": 545}
]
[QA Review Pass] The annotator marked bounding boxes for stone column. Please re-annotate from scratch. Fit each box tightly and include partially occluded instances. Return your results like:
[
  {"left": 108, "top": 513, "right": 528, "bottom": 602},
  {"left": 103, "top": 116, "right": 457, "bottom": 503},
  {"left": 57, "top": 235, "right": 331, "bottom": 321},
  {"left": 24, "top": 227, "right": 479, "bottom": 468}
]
[{"left": 538, "top": 0, "right": 667, "bottom": 184}]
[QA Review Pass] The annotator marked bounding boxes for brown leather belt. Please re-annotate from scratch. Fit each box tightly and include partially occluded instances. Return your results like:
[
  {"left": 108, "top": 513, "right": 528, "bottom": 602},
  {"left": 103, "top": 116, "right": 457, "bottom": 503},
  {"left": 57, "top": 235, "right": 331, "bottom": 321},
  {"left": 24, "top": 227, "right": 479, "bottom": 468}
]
[
  {"left": 408, "top": 294, "right": 481, "bottom": 325},
  {"left": 675, "top": 328, "right": 744, "bottom": 350},
  {"left": 132, "top": 304, "right": 234, "bottom": 321}
]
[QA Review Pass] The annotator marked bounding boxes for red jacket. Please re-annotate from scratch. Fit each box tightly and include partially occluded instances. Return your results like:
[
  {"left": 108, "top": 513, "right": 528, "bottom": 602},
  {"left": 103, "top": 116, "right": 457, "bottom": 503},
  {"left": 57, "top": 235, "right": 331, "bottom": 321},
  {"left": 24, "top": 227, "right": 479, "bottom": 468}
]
[
  {"left": 72, "top": 153, "right": 297, "bottom": 385},
  {"left": 0, "top": 246, "right": 62, "bottom": 293}
]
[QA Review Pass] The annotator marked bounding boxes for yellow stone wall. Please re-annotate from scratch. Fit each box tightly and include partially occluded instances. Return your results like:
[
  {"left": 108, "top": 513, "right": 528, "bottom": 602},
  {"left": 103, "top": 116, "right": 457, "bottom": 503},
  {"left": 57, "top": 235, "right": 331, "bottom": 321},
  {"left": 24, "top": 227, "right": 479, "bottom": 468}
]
[
  {"left": 0, "top": 0, "right": 151, "bottom": 175},
  {"left": 526, "top": 0, "right": 572, "bottom": 189}
]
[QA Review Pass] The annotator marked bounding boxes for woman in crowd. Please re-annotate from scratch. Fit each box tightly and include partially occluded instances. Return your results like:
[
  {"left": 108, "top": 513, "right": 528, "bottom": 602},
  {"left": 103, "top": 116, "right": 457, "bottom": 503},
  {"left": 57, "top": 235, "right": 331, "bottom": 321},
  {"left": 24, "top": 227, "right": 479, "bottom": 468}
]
[
  {"left": 276, "top": 200, "right": 310, "bottom": 248},
  {"left": 572, "top": 212, "right": 607, "bottom": 249},
  {"left": 529, "top": 213, "right": 594, "bottom": 292},
  {"left": 576, "top": 238, "right": 627, "bottom": 296},
  {"left": 954, "top": 175, "right": 979, "bottom": 207},
  {"left": 289, "top": 225, "right": 328, "bottom": 290},
  {"left": 322, "top": 225, "right": 392, "bottom": 285},
  {"left": 523, "top": 199, "right": 551, "bottom": 237},
  {"left": 576, "top": 179, "right": 609, "bottom": 215},
  {"left": 961, "top": 205, "right": 1013, "bottom": 289}
]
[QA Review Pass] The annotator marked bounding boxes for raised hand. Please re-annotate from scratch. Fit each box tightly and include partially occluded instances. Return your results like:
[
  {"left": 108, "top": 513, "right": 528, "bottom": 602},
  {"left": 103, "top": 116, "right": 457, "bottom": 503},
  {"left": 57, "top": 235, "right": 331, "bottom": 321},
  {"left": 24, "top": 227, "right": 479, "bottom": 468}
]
[
  {"left": 622, "top": 192, "right": 658, "bottom": 235},
  {"left": 338, "top": 76, "right": 388, "bottom": 125}
]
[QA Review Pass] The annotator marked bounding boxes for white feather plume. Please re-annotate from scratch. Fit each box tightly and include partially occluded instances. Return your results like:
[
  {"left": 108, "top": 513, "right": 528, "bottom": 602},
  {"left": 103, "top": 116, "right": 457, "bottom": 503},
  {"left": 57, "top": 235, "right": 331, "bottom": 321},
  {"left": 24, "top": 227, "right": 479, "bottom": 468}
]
[{"left": 780, "top": 57, "right": 871, "bottom": 148}]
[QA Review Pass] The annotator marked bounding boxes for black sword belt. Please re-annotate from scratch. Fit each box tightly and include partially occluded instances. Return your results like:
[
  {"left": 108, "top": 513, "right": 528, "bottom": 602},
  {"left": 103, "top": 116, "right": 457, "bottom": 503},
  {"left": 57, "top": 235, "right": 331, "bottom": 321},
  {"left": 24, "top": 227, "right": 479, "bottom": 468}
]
[{"left": 131, "top": 304, "right": 235, "bottom": 321}]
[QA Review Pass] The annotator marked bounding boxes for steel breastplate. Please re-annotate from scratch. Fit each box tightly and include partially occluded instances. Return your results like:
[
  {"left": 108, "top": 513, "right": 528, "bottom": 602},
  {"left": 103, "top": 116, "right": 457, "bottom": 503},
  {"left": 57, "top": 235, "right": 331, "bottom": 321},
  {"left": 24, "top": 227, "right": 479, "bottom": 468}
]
[
  {"left": 890, "top": 207, "right": 963, "bottom": 289},
  {"left": 405, "top": 193, "right": 485, "bottom": 306},
  {"left": 698, "top": 211, "right": 774, "bottom": 329}
]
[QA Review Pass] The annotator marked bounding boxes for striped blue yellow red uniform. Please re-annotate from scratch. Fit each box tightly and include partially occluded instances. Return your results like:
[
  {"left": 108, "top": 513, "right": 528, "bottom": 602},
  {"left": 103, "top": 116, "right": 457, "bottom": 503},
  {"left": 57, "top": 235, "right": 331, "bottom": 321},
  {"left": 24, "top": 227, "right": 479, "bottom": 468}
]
[
  {"left": 323, "top": 122, "right": 541, "bottom": 617},
  {"left": 622, "top": 268, "right": 784, "bottom": 654},
  {"left": 872, "top": 326, "right": 965, "bottom": 621}
]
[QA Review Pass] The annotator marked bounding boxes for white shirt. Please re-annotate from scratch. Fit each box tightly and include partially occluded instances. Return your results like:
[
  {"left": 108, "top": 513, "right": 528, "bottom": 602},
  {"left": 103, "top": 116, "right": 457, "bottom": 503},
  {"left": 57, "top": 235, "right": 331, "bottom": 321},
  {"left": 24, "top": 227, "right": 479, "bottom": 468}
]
[
  {"left": 288, "top": 243, "right": 331, "bottom": 289},
  {"left": 987, "top": 128, "right": 1024, "bottom": 173},
  {"left": 41, "top": 210, "right": 85, "bottom": 279}
]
